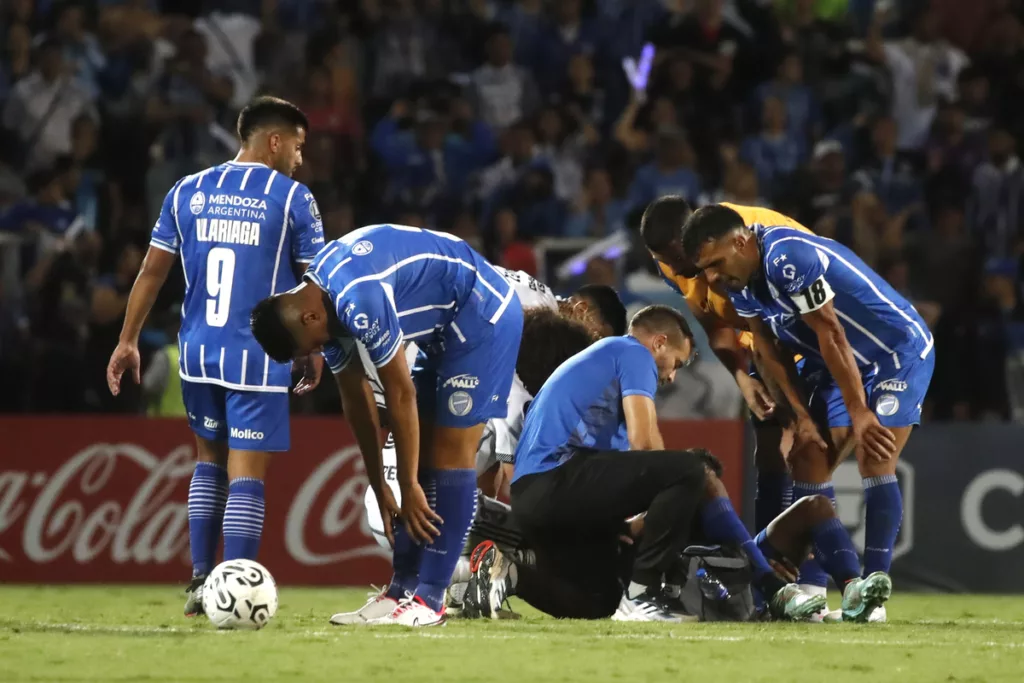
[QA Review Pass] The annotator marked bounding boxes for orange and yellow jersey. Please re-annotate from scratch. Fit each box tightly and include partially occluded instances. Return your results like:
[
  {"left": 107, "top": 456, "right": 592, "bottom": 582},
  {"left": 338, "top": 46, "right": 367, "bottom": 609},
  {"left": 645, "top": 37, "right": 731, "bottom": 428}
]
[{"left": 656, "top": 202, "right": 813, "bottom": 352}]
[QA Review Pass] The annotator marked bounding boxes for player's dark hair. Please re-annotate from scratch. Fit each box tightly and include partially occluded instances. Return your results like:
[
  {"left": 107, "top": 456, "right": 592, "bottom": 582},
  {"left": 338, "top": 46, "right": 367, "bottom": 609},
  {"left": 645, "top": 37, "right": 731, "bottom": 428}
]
[
  {"left": 629, "top": 304, "right": 693, "bottom": 342},
  {"left": 516, "top": 307, "right": 596, "bottom": 396},
  {"left": 250, "top": 296, "right": 297, "bottom": 363},
  {"left": 640, "top": 195, "right": 693, "bottom": 253},
  {"left": 574, "top": 284, "right": 627, "bottom": 336},
  {"left": 236, "top": 96, "right": 309, "bottom": 143},
  {"left": 679, "top": 204, "right": 746, "bottom": 263}
]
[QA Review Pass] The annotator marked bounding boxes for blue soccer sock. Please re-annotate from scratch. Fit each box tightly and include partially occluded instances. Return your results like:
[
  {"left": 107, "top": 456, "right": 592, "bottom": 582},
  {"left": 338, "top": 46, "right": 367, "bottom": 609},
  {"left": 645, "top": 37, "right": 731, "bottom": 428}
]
[
  {"left": 863, "top": 475, "right": 902, "bottom": 575},
  {"left": 810, "top": 517, "right": 862, "bottom": 587},
  {"left": 415, "top": 468, "right": 478, "bottom": 612},
  {"left": 792, "top": 481, "right": 834, "bottom": 589},
  {"left": 222, "top": 477, "right": 265, "bottom": 561},
  {"left": 188, "top": 461, "right": 228, "bottom": 576},
  {"left": 755, "top": 471, "right": 792, "bottom": 534},
  {"left": 386, "top": 469, "right": 436, "bottom": 602},
  {"left": 701, "top": 496, "right": 775, "bottom": 580}
]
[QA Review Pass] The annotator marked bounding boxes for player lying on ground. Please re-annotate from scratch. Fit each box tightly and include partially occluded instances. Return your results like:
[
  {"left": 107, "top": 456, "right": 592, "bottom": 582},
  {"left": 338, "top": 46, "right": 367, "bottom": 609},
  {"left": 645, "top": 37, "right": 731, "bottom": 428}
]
[
  {"left": 464, "top": 451, "right": 891, "bottom": 622},
  {"left": 106, "top": 97, "right": 325, "bottom": 616},
  {"left": 641, "top": 195, "right": 844, "bottom": 617},
  {"left": 251, "top": 224, "right": 523, "bottom": 627},
  {"left": 340, "top": 306, "right": 603, "bottom": 624},
  {"left": 681, "top": 205, "right": 935, "bottom": 622},
  {"left": 496, "top": 304, "right": 826, "bottom": 622}
]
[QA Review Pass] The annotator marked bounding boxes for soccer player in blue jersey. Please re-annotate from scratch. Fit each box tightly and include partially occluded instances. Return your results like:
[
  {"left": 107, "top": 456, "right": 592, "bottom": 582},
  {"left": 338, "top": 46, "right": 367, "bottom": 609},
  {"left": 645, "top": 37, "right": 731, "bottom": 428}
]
[
  {"left": 478, "top": 305, "right": 824, "bottom": 622},
  {"left": 681, "top": 204, "right": 935, "bottom": 621},
  {"left": 106, "top": 97, "right": 325, "bottom": 616},
  {"left": 249, "top": 224, "right": 523, "bottom": 626}
]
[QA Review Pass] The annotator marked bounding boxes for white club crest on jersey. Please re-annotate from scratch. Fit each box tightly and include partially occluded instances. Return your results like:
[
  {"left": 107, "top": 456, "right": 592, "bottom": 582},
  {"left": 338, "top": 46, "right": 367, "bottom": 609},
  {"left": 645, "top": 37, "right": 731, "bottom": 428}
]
[
  {"left": 353, "top": 241, "right": 373, "bottom": 256},
  {"left": 190, "top": 192, "right": 206, "bottom": 215}
]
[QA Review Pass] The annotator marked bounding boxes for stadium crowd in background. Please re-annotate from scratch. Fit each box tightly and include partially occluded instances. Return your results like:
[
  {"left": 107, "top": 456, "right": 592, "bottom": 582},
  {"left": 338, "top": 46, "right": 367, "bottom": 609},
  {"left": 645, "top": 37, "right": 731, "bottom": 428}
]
[{"left": 1, "top": 0, "right": 1024, "bottom": 421}]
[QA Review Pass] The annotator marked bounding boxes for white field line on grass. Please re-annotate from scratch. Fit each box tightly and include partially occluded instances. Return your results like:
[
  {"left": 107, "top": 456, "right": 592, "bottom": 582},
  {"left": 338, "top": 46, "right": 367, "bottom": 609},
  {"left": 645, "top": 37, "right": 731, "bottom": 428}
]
[{"left": 5, "top": 622, "right": 1024, "bottom": 649}]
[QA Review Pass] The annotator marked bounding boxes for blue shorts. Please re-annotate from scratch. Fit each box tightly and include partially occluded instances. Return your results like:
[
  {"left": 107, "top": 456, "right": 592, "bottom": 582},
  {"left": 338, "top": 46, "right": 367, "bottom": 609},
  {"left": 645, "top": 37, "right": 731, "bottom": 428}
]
[
  {"left": 802, "top": 351, "right": 935, "bottom": 429},
  {"left": 181, "top": 381, "right": 290, "bottom": 452},
  {"left": 412, "top": 292, "right": 523, "bottom": 428}
]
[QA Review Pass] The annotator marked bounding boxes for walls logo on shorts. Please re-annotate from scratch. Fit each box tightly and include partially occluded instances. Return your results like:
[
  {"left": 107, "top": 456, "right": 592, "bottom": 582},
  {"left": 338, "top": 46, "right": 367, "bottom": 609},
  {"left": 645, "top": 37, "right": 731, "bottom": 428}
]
[
  {"left": 834, "top": 459, "right": 914, "bottom": 560},
  {"left": 190, "top": 191, "right": 206, "bottom": 215},
  {"left": 448, "top": 391, "right": 473, "bottom": 417},
  {"left": 442, "top": 374, "right": 480, "bottom": 390},
  {"left": 875, "top": 393, "right": 900, "bottom": 417},
  {"left": 230, "top": 427, "right": 265, "bottom": 441},
  {"left": 877, "top": 379, "right": 908, "bottom": 392},
  {"left": 203, "top": 416, "right": 220, "bottom": 430},
  {"left": 352, "top": 241, "right": 373, "bottom": 256}
]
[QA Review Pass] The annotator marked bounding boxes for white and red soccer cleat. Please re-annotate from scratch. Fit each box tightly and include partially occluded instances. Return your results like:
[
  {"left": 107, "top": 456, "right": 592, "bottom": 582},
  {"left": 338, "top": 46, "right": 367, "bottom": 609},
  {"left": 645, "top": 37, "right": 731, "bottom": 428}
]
[
  {"left": 374, "top": 596, "right": 446, "bottom": 627},
  {"left": 329, "top": 587, "right": 399, "bottom": 625}
]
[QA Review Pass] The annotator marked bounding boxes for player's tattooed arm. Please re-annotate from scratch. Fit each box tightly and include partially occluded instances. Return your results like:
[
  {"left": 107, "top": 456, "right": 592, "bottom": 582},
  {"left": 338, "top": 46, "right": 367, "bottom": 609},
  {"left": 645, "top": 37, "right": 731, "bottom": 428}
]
[
  {"left": 800, "top": 301, "right": 896, "bottom": 461},
  {"left": 107, "top": 246, "right": 176, "bottom": 395},
  {"left": 623, "top": 395, "right": 664, "bottom": 451},
  {"left": 747, "top": 316, "right": 827, "bottom": 454},
  {"left": 335, "top": 360, "right": 398, "bottom": 546}
]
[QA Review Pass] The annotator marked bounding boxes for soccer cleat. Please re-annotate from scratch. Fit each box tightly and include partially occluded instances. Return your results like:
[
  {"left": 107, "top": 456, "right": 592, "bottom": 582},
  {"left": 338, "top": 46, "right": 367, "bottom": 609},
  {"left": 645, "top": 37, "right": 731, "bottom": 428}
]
[
  {"left": 329, "top": 587, "right": 399, "bottom": 625},
  {"left": 445, "top": 582, "right": 469, "bottom": 618},
  {"left": 464, "top": 540, "right": 513, "bottom": 620},
  {"left": 842, "top": 572, "right": 892, "bottom": 623},
  {"left": 868, "top": 605, "right": 888, "bottom": 623},
  {"left": 184, "top": 575, "right": 206, "bottom": 617},
  {"left": 376, "top": 596, "right": 446, "bottom": 627},
  {"left": 612, "top": 591, "right": 697, "bottom": 623},
  {"left": 768, "top": 583, "right": 828, "bottom": 621}
]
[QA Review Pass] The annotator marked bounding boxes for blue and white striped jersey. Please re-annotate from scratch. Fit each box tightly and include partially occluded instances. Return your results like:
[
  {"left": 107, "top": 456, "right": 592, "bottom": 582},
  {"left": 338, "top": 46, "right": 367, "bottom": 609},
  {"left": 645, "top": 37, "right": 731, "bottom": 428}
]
[
  {"left": 728, "top": 225, "right": 933, "bottom": 369},
  {"left": 303, "top": 224, "right": 517, "bottom": 374},
  {"left": 150, "top": 160, "right": 324, "bottom": 392}
]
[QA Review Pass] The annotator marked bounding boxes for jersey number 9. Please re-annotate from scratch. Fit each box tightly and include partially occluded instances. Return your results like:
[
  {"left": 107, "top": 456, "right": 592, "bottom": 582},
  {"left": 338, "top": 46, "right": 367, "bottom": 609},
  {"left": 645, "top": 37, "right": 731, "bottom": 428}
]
[{"left": 206, "top": 247, "right": 236, "bottom": 327}]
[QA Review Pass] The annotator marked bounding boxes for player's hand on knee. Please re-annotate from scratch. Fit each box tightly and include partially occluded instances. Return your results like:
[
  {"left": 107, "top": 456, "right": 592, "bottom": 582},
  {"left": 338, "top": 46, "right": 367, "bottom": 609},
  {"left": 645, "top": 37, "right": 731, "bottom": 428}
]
[
  {"left": 106, "top": 342, "right": 140, "bottom": 396},
  {"left": 377, "top": 485, "right": 401, "bottom": 548},
  {"left": 791, "top": 416, "right": 828, "bottom": 456},
  {"left": 399, "top": 482, "right": 443, "bottom": 544},
  {"left": 739, "top": 376, "right": 776, "bottom": 421},
  {"left": 292, "top": 353, "right": 324, "bottom": 395},
  {"left": 852, "top": 410, "right": 896, "bottom": 462}
]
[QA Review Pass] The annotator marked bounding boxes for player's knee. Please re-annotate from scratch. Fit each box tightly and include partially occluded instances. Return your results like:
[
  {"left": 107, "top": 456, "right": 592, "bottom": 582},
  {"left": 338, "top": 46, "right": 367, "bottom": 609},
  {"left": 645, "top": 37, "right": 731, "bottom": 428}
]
[
  {"left": 794, "top": 494, "right": 835, "bottom": 525},
  {"left": 702, "top": 467, "right": 729, "bottom": 500},
  {"left": 786, "top": 442, "right": 830, "bottom": 479}
]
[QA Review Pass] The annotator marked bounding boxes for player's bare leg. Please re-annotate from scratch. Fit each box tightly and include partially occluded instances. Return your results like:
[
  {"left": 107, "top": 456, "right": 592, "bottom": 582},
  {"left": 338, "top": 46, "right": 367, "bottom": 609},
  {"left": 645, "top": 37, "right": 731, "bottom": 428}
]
[
  {"left": 185, "top": 437, "right": 229, "bottom": 616},
  {"left": 753, "top": 423, "right": 792, "bottom": 534},
  {"left": 786, "top": 436, "right": 837, "bottom": 609},
  {"left": 380, "top": 423, "right": 487, "bottom": 626},
  {"left": 830, "top": 424, "right": 913, "bottom": 623}
]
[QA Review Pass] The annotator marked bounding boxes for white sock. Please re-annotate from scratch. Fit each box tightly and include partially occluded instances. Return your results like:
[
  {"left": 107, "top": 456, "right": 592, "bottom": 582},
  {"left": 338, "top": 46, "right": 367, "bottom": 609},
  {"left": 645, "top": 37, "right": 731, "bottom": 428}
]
[
  {"left": 451, "top": 556, "right": 472, "bottom": 584},
  {"left": 799, "top": 583, "right": 828, "bottom": 598},
  {"left": 628, "top": 581, "right": 647, "bottom": 599}
]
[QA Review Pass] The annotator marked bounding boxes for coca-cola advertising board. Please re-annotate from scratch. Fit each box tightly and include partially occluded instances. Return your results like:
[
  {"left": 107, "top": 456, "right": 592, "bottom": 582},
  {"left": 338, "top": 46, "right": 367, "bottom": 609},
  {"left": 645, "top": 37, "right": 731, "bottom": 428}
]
[{"left": 0, "top": 417, "right": 745, "bottom": 585}]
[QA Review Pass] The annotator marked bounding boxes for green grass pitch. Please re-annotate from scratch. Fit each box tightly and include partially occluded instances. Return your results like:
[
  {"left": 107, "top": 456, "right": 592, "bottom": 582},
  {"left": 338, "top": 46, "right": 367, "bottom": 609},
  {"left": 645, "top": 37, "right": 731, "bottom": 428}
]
[{"left": 2, "top": 587, "right": 1023, "bottom": 682}]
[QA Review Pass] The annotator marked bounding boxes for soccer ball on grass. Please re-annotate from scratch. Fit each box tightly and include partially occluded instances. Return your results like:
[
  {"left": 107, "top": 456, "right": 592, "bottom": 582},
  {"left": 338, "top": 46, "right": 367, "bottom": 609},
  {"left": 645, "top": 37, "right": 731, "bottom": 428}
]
[{"left": 202, "top": 559, "right": 278, "bottom": 630}]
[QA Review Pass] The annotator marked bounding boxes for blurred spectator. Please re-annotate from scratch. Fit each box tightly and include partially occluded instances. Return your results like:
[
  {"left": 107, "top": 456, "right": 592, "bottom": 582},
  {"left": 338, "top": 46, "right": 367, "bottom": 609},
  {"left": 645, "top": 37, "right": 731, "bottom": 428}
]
[
  {"left": 565, "top": 166, "right": 627, "bottom": 237},
  {"left": 778, "top": 138, "right": 856, "bottom": 229},
  {"left": 652, "top": 0, "right": 747, "bottom": 93},
  {"left": 1, "top": 22, "right": 33, "bottom": 104},
  {"left": 924, "top": 99, "right": 986, "bottom": 205},
  {"left": 853, "top": 115, "right": 925, "bottom": 220},
  {"left": 968, "top": 127, "right": 1024, "bottom": 258},
  {"left": 495, "top": 0, "right": 545, "bottom": 68},
  {"left": 194, "top": 9, "right": 261, "bottom": 110},
  {"left": 626, "top": 127, "right": 701, "bottom": 211},
  {"left": 301, "top": 65, "right": 364, "bottom": 173},
  {"left": 751, "top": 49, "right": 821, "bottom": 145},
  {"left": 46, "top": 1, "right": 106, "bottom": 100},
  {"left": 699, "top": 160, "right": 765, "bottom": 207},
  {"left": 957, "top": 65, "right": 993, "bottom": 136},
  {"left": 558, "top": 51, "right": 605, "bottom": 131},
  {"left": 739, "top": 95, "right": 805, "bottom": 200},
  {"left": 530, "top": 0, "right": 607, "bottom": 96},
  {"left": 3, "top": 38, "right": 97, "bottom": 172},
  {"left": 501, "top": 161, "right": 566, "bottom": 238},
  {"left": 470, "top": 23, "right": 540, "bottom": 131},
  {"left": 477, "top": 119, "right": 537, "bottom": 210},
  {"left": 875, "top": 5, "right": 968, "bottom": 151},
  {"left": 368, "top": 0, "right": 442, "bottom": 99},
  {"left": 534, "top": 104, "right": 584, "bottom": 201}
]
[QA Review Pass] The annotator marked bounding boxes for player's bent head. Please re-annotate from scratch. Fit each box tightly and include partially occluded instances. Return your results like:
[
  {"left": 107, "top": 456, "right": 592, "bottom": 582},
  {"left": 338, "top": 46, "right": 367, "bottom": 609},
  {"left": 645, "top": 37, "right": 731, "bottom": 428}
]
[
  {"left": 641, "top": 195, "right": 693, "bottom": 274},
  {"left": 517, "top": 307, "right": 597, "bottom": 396},
  {"left": 251, "top": 295, "right": 300, "bottom": 363},
  {"left": 680, "top": 204, "right": 756, "bottom": 291},
  {"left": 629, "top": 304, "right": 696, "bottom": 386},
  {"left": 236, "top": 96, "right": 309, "bottom": 176},
  {"left": 570, "top": 284, "right": 627, "bottom": 337}
]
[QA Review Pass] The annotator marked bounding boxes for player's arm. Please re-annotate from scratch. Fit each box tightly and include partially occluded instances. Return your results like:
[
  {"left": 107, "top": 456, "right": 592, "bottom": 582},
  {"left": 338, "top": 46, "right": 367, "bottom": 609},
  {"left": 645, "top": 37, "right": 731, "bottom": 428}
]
[
  {"left": 289, "top": 186, "right": 327, "bottom": 395},
  {"left": 619, "top": 344, "right": 664, "bottom": 451},
  {"left": 108, "top": 187, "right": 180, "bottom": 395},
  {"left": 799, "top": 298, "right": 896, "bottom": 461},
  {"left": 333, "top": 356, "right": 398, "bottom": 546}
]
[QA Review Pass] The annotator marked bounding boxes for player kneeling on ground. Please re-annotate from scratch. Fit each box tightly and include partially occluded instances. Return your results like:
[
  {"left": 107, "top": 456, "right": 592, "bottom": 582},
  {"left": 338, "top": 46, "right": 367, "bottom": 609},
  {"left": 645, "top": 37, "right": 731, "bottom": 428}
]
[{"left": 470, "top": 305, "right": 824, "bottom": 622}]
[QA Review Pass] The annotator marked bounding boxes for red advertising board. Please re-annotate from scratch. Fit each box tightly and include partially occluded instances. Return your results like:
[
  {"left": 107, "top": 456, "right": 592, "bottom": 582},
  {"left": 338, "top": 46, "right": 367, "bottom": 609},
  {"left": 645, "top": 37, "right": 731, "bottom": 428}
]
[{"left": 0, "top": 417, "right": 744, "bottom": 585}]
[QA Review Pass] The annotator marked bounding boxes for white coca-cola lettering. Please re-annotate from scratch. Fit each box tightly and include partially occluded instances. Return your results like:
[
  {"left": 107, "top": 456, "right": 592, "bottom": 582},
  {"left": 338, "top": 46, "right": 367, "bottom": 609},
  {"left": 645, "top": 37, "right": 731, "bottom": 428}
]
[
  {"left": 8, "top": 443, "right": 194, "bottom": 565},
  {"left": 285, "top": 446, "right": 390, "bottom": 566}
]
